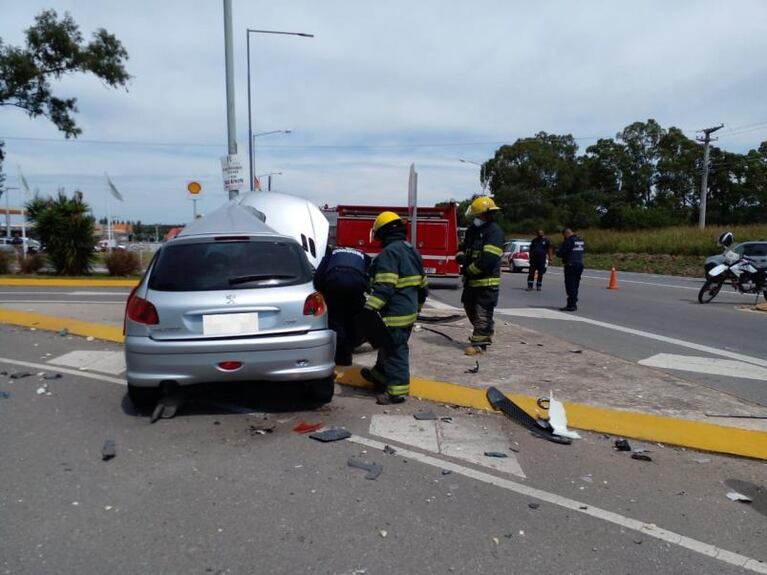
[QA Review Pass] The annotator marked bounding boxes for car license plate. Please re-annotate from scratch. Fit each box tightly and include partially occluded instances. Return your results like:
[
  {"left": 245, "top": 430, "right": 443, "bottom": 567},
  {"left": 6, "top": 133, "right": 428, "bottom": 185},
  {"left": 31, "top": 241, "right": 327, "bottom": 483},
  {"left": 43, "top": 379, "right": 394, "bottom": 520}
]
[
  {"left": 424, "top": 267, "right": 437, "bottom": 274},
  {"left": 203, "top": 312, "right": 259, "bottom": 336}
]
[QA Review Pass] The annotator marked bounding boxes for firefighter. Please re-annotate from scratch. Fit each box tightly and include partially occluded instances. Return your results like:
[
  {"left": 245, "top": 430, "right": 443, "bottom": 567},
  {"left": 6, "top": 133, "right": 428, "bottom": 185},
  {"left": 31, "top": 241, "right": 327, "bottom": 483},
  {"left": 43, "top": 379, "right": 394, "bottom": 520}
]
[
  {"left": 314, "top": 245, "right": 370, "bottom": 366},
  {"left": 457, "top": 196, "right": 504, "bottom": 356},
  {"left": 360, "top": 211, "right": 428, "bottom": 405}
]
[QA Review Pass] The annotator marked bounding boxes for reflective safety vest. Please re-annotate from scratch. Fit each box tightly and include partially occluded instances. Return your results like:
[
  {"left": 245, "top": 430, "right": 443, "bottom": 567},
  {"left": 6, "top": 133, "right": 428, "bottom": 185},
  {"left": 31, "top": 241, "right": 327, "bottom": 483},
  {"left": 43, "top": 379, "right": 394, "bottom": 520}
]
[
  {"left": 457, "top": 221, "right": 504, "bottom": 288},
  {"left": 365, "top": 237, "right": 428, "bottom": 328}
]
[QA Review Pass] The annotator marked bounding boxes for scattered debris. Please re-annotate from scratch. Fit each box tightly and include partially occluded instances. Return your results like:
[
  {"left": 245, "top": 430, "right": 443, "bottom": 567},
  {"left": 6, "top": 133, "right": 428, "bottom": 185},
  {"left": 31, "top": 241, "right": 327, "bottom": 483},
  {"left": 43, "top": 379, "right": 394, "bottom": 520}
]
[
  {"left": 614, "top": 439, "right": 632, "bottom": 452},
  {"left": 486, "top": 386, "right": 572, "bottom": 445},
  {"left": 440, "top": 416, "right": 453, "bottom": 423},
  {"left": 101, "top": 440, "right": 116, "bottom": 461},
  {"left": 726, "top": 491, "right": 753, "bottom": 503},
  {"left": 541, "top": 392, "right": 581, "bottom": 440},
  {"left": 704, "top": 413, "right": 767, "bottom": 420},
  {"left": 580, "top": 475, "right": 593, "bottom": 483},
  {"left": 293, "top": 421, "right": 323, "bottom": 434},
  {"left": 631, "top": 453, "right": 652, "bottom": 462},
  {"left": 491, "top": 537, "right": 500, "bottom": 545},
  {"left": 59, "top": 328, "right": 69, "bottom": 337},
  {"left": 441, "top": 469, "right": 452, "bottom": 476},
  {"left": 528, "top": 503, "right": 540, "bottom": 510},
  {"left": 310, "top": 428, "right": 351, "bottom": 442},
  {"left": 86, "top": 336, "right": 95, "bottom": 342},
  {"left": 42, "top": 373, "right": 63, "bottom": 380},
  {"left": 632, "top": 448, "right": 651, "bottom": 454},
  {"left": 413, "top": 411, "right": 437, "bottom": 421},
  {"left": 348, "top": 457, "right": 383, "bottom": 480},
  {"left": 569, "top": 349, "right": 583, "bottom": 354},
  {"left": 465, "top": 361, "right": 480, "bottom": 374},
  {"left": 249, "top": 425, "right": 275, "bottom": 436},
  {"left": 383, "top": 445, "right": 396, "bottom": 455},
  {"left": 692, "top": 458, "right": 711, "bottom": 464},
  {"left": 379, "top": 530, "right": 388, "bottom": 538},
  {"left": 36, "top": 385, "right": 48, "bottom": 395},
  {"left": 579, "top": 506, "right": 588, "bottom": 510},
  {"left": 536, "top": 343, "right": 544, "bottom": 347},
  {"left": 484, "top": 451, "right": 508, "bottom": 458},
  {"left": 10, "top": 371, "right": 32, "bottom": 379}
]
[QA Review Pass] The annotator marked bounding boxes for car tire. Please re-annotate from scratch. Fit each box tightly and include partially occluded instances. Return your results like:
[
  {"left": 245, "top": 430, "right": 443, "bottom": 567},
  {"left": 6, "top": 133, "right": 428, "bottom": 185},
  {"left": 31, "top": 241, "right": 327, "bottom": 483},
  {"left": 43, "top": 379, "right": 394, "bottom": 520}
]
[
  {"left": 127, "top": 383, "right": 161, "bottom": 409},
  {"left": 510, "top": 263, "right": 518, "bottom": 273},
  {"left": 307, "top": 376, "right": 335, "bottom": 404}
]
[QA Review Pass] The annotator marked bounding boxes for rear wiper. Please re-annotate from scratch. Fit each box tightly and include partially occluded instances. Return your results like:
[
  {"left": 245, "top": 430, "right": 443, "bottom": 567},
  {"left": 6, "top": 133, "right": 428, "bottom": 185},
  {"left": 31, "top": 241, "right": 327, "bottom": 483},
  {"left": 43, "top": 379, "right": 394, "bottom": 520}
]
[{"left": 228, "top": 274, "right": 297, "bottom": 285}]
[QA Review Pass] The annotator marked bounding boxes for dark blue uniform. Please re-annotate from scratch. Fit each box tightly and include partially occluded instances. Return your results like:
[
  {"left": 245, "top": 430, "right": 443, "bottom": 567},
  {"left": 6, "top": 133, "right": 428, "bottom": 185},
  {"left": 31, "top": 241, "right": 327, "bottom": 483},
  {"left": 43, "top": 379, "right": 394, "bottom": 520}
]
[
  {"left": 556, "top": 234, "right": 585, "bottom": 310},
  {"left": 527, "top": 236, "right": 551, "bottom": 290},
  {"left": 314, "top": 247, "right": 370, "bottom": 365}
]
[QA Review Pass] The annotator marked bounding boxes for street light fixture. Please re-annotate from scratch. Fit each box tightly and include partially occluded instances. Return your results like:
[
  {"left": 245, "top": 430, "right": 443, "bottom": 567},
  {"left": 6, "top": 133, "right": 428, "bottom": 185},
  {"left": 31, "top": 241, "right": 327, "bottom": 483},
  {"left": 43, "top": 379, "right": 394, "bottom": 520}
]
[
  {"left": 459, "top": 158, "right": 487, "bottom": 195},
  {"left": 251, "top": 130, "right": 291, "bottom": 188},
  {"left": 246, "top": 28, "right": 314, "bottom": 191},
  {"left": 255, "top": 171, "right": 283, "bottom": 192}
]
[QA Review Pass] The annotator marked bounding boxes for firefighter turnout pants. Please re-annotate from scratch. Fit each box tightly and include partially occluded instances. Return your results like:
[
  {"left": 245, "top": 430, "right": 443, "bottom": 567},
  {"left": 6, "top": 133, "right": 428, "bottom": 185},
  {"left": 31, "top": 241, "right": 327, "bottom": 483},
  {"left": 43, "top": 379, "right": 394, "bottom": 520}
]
[
  {"left": 462, "top": 287, "right": 499, "bottom": 347},
  {"left": 370, "top": 327, "right": 413, "bottom": 397}
]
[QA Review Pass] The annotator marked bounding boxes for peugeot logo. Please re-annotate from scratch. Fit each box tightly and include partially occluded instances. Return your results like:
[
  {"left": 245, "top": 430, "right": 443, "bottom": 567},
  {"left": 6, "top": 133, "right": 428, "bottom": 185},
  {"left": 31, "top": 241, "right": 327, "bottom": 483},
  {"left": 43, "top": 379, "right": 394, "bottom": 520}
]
[{"left": 225, "top": 294, "right": 236, "bottom": 305}]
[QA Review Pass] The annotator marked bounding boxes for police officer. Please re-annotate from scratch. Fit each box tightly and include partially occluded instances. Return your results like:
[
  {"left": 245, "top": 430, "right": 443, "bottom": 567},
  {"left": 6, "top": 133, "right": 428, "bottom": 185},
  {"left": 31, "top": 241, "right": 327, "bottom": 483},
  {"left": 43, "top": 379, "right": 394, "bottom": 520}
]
[
  {"left": 361, "top": 211, "right": 428, "bottom": 405},
  {"left": 314, "top": 245, "right": 370, "bottom": 366},
  {"left": 527, "top": 229, "right": 552, "bottom": 291},
  {"left": 556, "top": 227, "right": 585, "bottom": 311},
  {"left": 457, "top": 196, "right": 504, "bottom": 356}
]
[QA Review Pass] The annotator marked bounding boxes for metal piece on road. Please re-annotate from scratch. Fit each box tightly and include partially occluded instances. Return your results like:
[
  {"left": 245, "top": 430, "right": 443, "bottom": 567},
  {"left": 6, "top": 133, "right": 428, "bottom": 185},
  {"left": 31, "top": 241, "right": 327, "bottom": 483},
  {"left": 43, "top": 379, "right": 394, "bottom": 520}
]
[
  {"left": 347, "top": 457, "right": 383, "bottom": 480},
  {"left": 486, "top": 387, "right": 572, "bottom": 445},
  {"left": 413, "top": 411, "right": 437, "bottom": 421},
  {"left": 631, "top": 453, "right": 653, "bottom": 462},
  {"left": 101, "top": 439, "right": 116, "bottom": 461},
  {"left": 638, "top": 353, "right": 767, "bottom": 381},
  {"left": 348, "top": 433, "right": 767, "bottom": 575}
]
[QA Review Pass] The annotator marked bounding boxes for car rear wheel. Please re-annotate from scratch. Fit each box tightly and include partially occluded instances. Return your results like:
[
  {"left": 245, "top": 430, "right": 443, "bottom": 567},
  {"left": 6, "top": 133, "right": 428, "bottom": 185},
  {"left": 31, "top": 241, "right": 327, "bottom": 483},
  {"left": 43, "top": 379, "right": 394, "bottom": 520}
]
[
  {"left": 127, "top": 383, "right": 161, "bottom": 409},
  {"left": 307, "top": 376, "right": 335, "bottom": 404}
]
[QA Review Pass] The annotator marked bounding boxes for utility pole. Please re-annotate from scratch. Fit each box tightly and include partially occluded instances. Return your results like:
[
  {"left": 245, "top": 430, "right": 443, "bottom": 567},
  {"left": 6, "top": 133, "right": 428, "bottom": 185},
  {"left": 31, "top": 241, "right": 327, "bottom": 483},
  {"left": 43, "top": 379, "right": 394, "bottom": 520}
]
[
  {"left": 697, "top": 124, "right": 724, "bottom": 229},
  {"left": 223, "top": 0, "right": 238, "bottom": 199}
]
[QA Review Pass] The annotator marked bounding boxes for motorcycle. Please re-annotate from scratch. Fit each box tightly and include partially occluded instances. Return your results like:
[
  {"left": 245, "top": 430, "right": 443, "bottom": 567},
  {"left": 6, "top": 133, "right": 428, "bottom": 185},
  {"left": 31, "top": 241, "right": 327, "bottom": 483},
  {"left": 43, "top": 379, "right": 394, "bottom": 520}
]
[{"left": 698, "top": 232, "right": 767, "bottom": 304}]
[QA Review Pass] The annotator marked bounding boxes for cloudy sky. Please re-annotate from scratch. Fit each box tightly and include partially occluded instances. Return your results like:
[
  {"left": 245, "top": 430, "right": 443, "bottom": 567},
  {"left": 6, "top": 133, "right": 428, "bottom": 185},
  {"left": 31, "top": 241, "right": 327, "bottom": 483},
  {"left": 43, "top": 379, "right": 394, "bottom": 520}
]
[{"left": 2, "top": 0, "right": 767, "bottom": 223}]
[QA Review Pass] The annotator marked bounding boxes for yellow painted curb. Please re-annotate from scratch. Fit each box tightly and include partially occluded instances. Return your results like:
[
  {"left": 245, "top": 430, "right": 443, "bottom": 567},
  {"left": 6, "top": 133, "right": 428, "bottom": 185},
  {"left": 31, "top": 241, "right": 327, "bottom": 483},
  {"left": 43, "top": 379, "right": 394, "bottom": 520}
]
[
  {"left": 0, "top": 308, "right": 124, "bottom": 343},
  {"left": 0, "top": 278, "right": 138, "bottom": 287},
  {"left": 336, "top": 366, "right": 767, "bottom": 461}
]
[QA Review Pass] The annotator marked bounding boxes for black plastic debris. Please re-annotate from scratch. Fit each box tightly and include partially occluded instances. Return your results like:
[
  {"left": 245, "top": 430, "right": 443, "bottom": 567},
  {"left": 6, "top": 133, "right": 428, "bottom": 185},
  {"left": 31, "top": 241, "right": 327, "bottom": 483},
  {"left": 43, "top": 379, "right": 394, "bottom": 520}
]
[
  {"left": 101, "top": 440, "right": 116, "bottom": 461},
  {"left": 570, "top": 349, "right": 583, "bottom": 354},
  {"left": 465, "top": 361, "right": 479, "bottom": 374},
  {"left": 383, "top": 445, "right": 396, "bottom": 455},
  {"left": 10, "top": 371, "right": 32, "bottom": 379},
  {"left": 631, "top": 453, "right": 652, "bottom": 462},
  {"left": 614, "top": 439, "right": 632, "bottom": 452},
  {"left": 441, "top": 469, "right": 452, "bottom": 476},
  {"left": 309, "top": 428, "right": 351, "bottom": 442},
  {"left": 347, "top": 457, "right": 383, "bottom": 480},
  {"left": 440, "top": 416, "right": 453, "bottom": 423},
  {"left": 249, "top": 425, "right": 275, "bottom": 436},
  {"left": 414, "top": 411, "right": 437, "bottom": 421},
  {"left": 43, "top": 373, "right": 63, "bottom": 380},
  {"left": 528, "top": 503, "right": 540, "bottom": 510},
  {"left": 484, "top": 451, "right": 508, "bottom": 458},
  {"left": 486, "top": 387, "right": 572, "bottom": 445}
]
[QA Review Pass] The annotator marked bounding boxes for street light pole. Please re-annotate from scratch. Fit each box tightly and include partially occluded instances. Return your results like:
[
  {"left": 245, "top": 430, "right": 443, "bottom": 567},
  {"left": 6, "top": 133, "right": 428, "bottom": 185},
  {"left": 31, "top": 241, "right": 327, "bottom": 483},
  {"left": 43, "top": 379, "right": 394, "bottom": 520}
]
[
  {"left": 459, "top": 158, "right": 487, "bottom": 194},
  {"left": 223, "top": 0, "right": 238, "bottom": 201},
  {"left": 251, "top": 130, "right": 291, "bottom": 189},
  {"left": 246, "top": 28, "right": 313, "bottom": 191}
]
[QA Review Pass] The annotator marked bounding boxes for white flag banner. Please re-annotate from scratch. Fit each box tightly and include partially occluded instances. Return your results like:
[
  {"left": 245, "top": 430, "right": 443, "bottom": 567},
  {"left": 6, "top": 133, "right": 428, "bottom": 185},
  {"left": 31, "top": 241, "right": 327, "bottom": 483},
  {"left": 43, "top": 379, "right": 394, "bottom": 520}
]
[{"left": 106, "top": 174, "right": 124, "bottom": 202}]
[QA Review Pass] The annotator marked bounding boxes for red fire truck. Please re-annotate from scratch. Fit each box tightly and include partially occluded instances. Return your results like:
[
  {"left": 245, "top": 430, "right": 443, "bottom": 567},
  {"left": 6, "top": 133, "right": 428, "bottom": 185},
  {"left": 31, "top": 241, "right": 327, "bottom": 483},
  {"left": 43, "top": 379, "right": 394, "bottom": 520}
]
[{"left": 332, "top": 203, "right": 460, "bottom": 278}]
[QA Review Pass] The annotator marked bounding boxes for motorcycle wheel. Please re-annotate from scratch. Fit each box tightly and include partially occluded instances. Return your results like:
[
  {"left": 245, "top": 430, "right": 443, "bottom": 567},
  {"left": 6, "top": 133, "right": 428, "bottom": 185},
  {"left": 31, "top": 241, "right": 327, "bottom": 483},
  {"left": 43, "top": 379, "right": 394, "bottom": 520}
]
[{"left": 698, "top": 278, "right": 723, "bottom": 303}]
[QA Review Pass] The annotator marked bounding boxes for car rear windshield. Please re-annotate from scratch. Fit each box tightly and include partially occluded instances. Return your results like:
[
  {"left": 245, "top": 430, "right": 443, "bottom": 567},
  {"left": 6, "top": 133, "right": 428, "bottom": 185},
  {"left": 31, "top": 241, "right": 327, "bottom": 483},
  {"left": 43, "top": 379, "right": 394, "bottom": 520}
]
[
  {"left": 743, "top": 243, "right": 767, "bottom": 257},
  {"left": 148, "top": 239, "right": 312, "bottom": 291}
]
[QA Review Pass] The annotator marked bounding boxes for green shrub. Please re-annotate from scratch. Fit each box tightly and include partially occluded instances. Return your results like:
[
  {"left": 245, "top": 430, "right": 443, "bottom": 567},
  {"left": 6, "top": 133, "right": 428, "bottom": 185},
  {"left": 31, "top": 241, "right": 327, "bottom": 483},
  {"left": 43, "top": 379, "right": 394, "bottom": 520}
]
[
  {"left": 0, "top": 250, "right": 11, "bottom": 274},
  {"left": 105, "top": 250, "right": 141, "bottom": 276},
  {"left": 17, "top": 253, "right": 44, "bottom": 274}
]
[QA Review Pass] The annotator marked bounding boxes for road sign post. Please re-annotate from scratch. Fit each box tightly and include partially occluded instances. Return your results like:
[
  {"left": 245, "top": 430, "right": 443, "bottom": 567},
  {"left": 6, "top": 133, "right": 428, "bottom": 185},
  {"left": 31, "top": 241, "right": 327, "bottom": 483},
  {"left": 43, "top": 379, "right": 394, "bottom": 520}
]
[
  {"left": 187, "top": 181, "right": 203, "bottom": 219},
  {"left": 220, "top": 155, "right": 244, "bottom": 197}
]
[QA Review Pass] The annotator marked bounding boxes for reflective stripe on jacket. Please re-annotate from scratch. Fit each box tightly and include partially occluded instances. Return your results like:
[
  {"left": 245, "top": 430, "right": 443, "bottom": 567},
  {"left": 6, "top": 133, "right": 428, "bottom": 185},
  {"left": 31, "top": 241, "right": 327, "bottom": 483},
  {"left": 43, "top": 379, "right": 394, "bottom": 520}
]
[{"left": 460, "top": 221, "right": 504, "bottom": 288}]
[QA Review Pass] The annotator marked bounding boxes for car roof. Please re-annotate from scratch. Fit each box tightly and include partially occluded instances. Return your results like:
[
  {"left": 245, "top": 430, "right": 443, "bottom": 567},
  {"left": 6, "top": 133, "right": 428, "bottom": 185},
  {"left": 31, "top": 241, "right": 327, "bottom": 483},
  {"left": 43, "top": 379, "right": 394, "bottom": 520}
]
[{"left": 175, "top": 201, "right": 291, "bottom": 242}]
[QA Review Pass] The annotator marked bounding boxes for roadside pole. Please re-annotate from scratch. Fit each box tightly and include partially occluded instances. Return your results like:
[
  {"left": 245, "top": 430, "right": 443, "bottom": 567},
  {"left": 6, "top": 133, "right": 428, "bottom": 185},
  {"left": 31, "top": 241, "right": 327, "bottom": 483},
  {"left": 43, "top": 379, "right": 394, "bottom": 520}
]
[
  {"left": 408, "top": 163, "right": 418, "bottom": 247},
  {"left": 697, "top": 124, "right": 724, "bottom": 229},
  {"left": 223, "top": 0, "right": 238, "bottom": 200}
]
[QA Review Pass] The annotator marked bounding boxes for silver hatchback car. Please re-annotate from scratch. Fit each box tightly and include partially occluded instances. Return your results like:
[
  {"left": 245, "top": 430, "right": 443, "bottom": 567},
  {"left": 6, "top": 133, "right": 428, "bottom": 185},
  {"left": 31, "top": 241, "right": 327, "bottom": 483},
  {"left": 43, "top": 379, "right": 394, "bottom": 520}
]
[{"left": 124, "top": 202, "right": 336, "bottom": 407}]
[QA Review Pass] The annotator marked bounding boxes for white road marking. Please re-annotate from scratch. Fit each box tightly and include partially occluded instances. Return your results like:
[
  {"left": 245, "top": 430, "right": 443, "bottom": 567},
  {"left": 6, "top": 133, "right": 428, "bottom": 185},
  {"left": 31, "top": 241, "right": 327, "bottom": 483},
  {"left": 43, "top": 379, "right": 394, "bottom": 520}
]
[
  {"left": 638, "top": 353, "right": 767, "bottom": 381},
  {"left": 0, "top": 356, "right": 126, "bottom": 385},
  {"left": 47, "top": 350, "right": 126, "bottom": 375},
  {"left": 349, "top": 434, "right": 767, "bottom": 574},
  {"left": 369, "top": 415, "right": 525, "bottom": 478},
  {"left": 546, "top": 271, "right": 705, "bottom": 291}
]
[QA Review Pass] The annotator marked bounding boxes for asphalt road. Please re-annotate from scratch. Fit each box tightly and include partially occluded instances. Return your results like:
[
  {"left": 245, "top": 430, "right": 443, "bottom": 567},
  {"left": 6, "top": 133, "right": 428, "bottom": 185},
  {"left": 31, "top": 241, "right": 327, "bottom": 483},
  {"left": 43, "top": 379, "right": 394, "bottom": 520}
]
[
  {"left": 1, "top": 325, "right": 766, "bottom": 574},
  {"left": 429, "top": 267, "right": 767, "bottom": 406}
]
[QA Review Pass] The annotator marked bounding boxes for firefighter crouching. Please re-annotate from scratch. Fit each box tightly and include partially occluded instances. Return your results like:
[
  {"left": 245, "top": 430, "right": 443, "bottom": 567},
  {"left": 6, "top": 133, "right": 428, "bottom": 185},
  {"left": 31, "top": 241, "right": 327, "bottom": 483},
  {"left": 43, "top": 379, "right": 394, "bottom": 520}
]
[
  {"left": 457, "top": 196, "right": 504, "bottom": 356},
  {"left": 361, "top": 211, "right": 428, "bottom": 405}
]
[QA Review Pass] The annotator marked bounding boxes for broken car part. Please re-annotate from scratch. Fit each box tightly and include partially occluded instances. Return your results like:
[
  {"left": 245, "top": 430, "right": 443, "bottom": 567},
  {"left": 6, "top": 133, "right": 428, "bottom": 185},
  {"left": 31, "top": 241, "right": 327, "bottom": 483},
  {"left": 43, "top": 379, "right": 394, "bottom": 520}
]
[
  {"left": 347, "top": 457, "right": 383, "bottom": 480},
  {"left": 101, "top": 440, "right": 116, "bottom": 461},
  {"left": 486, "top": 387, "right": 572, "bottom": 445},
  {"left": 309, "top": 428, "right": 351, "bottom": 442}
]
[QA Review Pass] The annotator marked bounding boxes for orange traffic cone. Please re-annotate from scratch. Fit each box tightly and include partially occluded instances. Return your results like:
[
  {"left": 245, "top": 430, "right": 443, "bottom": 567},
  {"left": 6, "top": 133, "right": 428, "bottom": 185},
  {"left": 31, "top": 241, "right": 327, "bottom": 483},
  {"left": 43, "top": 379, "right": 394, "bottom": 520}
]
[{"left": 607, "top": 266, "right": 618, "bottom": 290}]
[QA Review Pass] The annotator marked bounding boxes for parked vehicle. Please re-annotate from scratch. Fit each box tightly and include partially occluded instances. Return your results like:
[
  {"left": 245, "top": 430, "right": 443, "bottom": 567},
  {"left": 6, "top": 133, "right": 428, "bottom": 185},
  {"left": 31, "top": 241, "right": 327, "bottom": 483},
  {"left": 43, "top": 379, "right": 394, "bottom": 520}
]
[
  {"left": 333, "top": 203, "right": 460, "bottom": 278},
  {"left": 123, "top": 201, "right": 336, "bottom": 408},
  {"left": 704, "top": 240, "right": 767, "bottom": 273},
  {"left": 502, "top": 239, "right": 539, "bottom": 272},
  {"left": 1, "top": 236, "right": 41, "bottom": 254},
  {"left": 698, "top": 232, "right": 767, "bottom": 304}
]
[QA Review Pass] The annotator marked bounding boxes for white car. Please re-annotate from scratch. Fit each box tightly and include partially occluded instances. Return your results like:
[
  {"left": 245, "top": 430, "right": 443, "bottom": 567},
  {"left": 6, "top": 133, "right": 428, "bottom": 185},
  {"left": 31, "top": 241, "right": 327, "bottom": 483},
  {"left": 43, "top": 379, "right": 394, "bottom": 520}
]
[{"left": 502, "top": 240, "right": 532, "bottom": 272}]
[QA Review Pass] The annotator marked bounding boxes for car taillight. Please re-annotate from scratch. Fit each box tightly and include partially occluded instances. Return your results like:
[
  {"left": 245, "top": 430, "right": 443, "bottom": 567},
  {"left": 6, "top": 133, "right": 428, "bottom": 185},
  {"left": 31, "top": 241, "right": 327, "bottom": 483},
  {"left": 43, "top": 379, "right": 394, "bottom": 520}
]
[
  {"left": 126, "top": 292, "right": 159, "bottom": 325},
  {"left": 303, "top": 292, "right": 327, "bottom": 317},
  {"left": 513, "top": 251, "right": 529, "bottom": 260}
]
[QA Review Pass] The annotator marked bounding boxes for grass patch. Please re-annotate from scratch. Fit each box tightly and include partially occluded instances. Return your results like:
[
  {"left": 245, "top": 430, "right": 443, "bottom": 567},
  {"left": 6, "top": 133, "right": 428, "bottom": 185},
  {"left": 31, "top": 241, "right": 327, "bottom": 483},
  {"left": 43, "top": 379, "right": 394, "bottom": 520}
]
[{"left": 583, "top": 253, "right": 704, "bottom": 277}]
